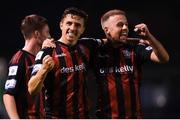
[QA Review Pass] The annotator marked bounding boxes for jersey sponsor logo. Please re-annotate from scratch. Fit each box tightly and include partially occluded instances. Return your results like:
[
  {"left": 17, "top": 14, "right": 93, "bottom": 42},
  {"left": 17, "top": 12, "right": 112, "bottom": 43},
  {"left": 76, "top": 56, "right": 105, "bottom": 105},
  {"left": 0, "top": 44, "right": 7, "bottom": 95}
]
[
  {"left": 55, "top": 53, "right": 66, "bottom": 58},
  {"left": 60, "top": 63, "right": 86, "bottom": 73},
  {"left": 35, "top": 51, "right": 44, "bottom": 60},
  {"left": 5, "top": 79, "right": 17, "bottom": 89},
  {"left": 31, "top": 64, "right": 42, "bottom": 74},
  {"left": 145, "top": 46, "right": 153, "bottom": 50},
  {"left": 8, "top": 66, "right": 18, "bottom": 76},
  {"left": 99, "top": 65, "right": 133, "bottom": 74}
]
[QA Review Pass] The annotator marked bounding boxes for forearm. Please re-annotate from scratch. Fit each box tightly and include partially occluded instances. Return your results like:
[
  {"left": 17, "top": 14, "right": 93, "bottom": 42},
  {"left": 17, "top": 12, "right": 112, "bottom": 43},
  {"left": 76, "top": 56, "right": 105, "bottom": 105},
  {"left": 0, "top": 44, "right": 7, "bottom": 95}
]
[
  {"left": 28, "top": 55, "right": 54, "bottom": 95},
  {"left": 28, "top": 68, "right": 48, "bottom": 95},
  {"left": 3, "top": 94, "right": 19, "bottom": 119},
  {"left": 148, "top": 33, "right": 169, "bottom": 63}
]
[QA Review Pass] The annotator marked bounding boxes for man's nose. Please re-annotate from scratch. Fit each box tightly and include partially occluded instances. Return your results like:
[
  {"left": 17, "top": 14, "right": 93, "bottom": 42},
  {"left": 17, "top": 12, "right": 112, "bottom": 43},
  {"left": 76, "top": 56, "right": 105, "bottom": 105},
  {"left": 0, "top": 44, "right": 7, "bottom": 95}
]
[
  {"left": 122, "top": 24, "right": 128, "bottom": 30},
  {"left": 70, "top": 24, "right": 76, "bottom": 30},
  {"left": 47, "top": 34, "right": 51, "bottom": 39}
]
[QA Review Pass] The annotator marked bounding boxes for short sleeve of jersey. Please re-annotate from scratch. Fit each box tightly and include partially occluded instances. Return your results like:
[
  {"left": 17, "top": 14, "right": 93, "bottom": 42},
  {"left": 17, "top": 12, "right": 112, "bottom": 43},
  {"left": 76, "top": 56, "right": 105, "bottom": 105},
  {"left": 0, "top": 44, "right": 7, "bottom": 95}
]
[
  {"left": 31, "top": 48, "right": 53, "bottom": 76},
  {"left": 135, "top": 44, "right": 153, "bottom": 63},
  {"left": 4, "top": 54, "right": 24, "bottom": 95}
]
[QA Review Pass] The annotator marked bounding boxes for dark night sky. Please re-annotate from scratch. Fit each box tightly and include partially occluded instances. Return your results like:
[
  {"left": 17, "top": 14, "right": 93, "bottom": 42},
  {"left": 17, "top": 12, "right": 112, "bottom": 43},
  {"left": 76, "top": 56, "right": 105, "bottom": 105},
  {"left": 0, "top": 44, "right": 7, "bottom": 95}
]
[
  {"left": 0, "top": 0, "right": 180, "bottom": 118},
  {"left": 0, "top": 0, "right": 179, "bottom": 60}
]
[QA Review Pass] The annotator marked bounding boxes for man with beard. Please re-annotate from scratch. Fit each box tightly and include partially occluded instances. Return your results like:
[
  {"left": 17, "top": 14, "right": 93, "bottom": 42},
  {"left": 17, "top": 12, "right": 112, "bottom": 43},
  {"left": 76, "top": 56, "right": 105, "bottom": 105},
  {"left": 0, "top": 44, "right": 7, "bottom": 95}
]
[{"left": 94, "top": 9, "right": 169, "bottom": 119}]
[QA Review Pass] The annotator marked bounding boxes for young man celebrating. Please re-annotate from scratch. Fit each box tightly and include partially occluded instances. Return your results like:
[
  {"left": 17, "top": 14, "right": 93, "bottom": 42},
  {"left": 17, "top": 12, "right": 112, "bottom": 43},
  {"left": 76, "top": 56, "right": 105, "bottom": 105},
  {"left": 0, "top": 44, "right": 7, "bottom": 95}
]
[
  {"left": 94, "top": 9, "right": 169, "bottom": 119},
  {"left": 28, "top": 7, "right": 104, "bottom": 118}
]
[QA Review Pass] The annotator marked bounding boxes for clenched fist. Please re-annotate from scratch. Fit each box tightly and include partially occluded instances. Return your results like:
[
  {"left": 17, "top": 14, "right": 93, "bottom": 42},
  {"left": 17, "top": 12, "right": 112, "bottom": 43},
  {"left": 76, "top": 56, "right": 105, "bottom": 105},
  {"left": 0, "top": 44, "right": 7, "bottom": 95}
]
[{"left": 42, "top": 55, "right": 55, "bottom": 71}]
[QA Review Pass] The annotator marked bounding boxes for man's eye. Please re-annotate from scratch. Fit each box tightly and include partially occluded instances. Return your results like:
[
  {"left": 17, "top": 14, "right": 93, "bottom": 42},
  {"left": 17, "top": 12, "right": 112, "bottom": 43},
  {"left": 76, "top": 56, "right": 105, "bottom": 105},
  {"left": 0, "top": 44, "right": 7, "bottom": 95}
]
[
  {"left": 66, "top": 22, "right": 72, "bottom": 25},
  {"left": 117, "top": 23, "right": 124, "bottom": 27},
  {"left": 75, "top": 23, "right": 81, "bottom": 28}
]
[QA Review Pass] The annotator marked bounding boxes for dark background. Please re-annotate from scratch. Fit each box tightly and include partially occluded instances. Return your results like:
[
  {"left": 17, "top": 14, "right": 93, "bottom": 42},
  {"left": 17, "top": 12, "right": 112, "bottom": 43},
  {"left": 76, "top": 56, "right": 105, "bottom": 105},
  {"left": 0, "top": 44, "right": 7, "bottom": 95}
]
[{"left": 0, "top": 0, "right": 180, "bottom": 118}]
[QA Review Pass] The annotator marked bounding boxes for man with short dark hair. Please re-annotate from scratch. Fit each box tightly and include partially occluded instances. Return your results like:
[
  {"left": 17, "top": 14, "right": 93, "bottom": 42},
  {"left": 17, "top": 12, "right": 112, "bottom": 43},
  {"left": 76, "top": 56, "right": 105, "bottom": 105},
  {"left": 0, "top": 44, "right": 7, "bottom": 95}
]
[{"left": 28, "top": 7, "right": 104, "bottom": 118}]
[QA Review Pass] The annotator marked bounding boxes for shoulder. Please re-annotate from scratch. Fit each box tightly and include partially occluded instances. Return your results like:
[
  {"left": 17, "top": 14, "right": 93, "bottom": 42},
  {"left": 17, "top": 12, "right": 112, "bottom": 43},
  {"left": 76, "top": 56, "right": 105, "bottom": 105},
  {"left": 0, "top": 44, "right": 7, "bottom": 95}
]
[
  {"left": 79, "top": 37, "right": 102, "bottom": 43},
  {"left": 135, "top": 43, "right": 153, "bottom": 51},
  {"left": 35, "top": 48, "right": 54, "bottom": 60},
  {"left": 10, "top": 50, "right": 25, "bottom": 64}
]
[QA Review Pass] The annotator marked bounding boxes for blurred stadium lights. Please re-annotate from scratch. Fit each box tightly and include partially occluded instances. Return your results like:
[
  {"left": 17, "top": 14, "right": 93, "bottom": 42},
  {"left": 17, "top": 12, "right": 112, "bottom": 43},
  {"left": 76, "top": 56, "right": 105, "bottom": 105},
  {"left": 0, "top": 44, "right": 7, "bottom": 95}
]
[
  {"left": 141, "top": 84, "right": 168, "bottom": 109},
  {"left": 152, "top": 87, "right": 168, "bottom": 108}
]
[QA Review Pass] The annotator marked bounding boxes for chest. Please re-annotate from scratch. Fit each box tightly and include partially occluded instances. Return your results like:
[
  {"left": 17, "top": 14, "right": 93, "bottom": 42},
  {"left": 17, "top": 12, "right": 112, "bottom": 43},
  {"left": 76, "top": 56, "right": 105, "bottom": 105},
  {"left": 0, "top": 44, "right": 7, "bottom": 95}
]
[
  {"left": 97, "top": 49, "right": 134, "bottom": 66},
  {"left": 95, "top": 48, "right": 136, "bottom": 75},
  {"left": 52, "top": 46, "right": 87, "bottom": 74}
]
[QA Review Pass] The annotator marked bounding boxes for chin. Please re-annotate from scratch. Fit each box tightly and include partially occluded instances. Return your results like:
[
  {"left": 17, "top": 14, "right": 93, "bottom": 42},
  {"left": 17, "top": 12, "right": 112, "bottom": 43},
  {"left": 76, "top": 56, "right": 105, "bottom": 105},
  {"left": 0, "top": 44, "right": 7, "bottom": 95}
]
[
  {"left": 114, "top": 39, "right": 126, "bottom": 44},
  {"left": 68, "top": 38, "right": 75, "bottom": 42},
  {"left": 116, "top": 38, "right": 124, "bottom": 42},
  {"left": 68, "top": 38, "right": 78, "bottom": 44}
]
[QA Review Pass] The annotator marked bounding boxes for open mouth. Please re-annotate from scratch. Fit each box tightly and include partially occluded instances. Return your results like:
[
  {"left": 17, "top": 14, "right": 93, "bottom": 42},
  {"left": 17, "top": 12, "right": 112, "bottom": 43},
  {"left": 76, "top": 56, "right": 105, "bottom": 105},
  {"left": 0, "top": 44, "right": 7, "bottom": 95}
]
[
  {"left": 66, "top": 30, "right": 77, "bottom": 38},
  {"left": 121, "top": 32, "right": 128, "bottom": 37},
  {"left": 120, "top": 35, "right": 127, "bottom": 40},
  {"left": 68, "top": 31, "right": 76, "bottom": 37}
]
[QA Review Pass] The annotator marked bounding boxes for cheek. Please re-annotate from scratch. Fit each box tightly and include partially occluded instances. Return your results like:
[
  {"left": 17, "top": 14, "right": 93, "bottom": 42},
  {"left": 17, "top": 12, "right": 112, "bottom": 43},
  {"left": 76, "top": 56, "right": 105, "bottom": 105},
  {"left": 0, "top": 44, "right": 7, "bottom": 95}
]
[
  {"left": 110, "top": 31, "right": 120, "bottom": 39},
  {"left": 40, "top": 35, "right": 45, "bottom": 40},
  {"left": 77, "top": 29, "right": 84, "bottom": 35},
  {"left": 111, "top": 30, "right": 117, "bottom": 36},
  {"left": 113, "top": 29, "right": 121, "bottom": 36},
  {"left": 39, "top": 35, "right": 46, "bottom": 42},
  {"left": 63, "top": 27, "right": 69, "bottom": 34},
  {"left": 45, "top": 32, "right": 51, "bottom": 38}
]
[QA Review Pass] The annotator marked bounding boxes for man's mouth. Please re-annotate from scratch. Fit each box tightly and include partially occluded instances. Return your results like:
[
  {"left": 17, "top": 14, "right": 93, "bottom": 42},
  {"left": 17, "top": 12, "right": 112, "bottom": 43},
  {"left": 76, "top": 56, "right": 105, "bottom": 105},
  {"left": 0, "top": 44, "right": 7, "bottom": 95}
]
[
  {"left": 67, "top": 30, "right": 77, "bottom": 38},
  {"left": 68, "top": 32, "right": 76, "bottom": 37},
  {"left": 121, "top": 32, "right": 127, "bottom": 37},
  {"left": 119, "top": 32, "right": 128, "bottom": 40}
]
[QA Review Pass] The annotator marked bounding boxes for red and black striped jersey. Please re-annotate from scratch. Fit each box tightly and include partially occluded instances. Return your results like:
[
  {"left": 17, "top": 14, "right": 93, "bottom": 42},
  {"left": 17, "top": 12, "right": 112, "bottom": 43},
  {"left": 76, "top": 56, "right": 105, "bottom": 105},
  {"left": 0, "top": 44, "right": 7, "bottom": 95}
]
[
  {"left": 31, "top": 38, "right": 103, "bottom": 118},
  {"left": 4, "top": 50, "right": 45, "bottom": 119},
  {"left": 94, "top": 43, "right": 153, "bottom": 119}
]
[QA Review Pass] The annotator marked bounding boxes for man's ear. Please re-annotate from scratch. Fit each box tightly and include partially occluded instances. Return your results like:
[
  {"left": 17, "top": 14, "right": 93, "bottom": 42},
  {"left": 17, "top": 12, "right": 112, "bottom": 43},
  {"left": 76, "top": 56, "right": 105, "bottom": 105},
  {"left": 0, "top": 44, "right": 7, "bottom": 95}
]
[
  {"left": 104, "top": 27, "right": 110, "bottom": 36},
  {"left": 59, "top": 21, "right": 63, "bottom": 30},
  {"left": 34, "top": 30, "right": 40, "bottom": 38}
]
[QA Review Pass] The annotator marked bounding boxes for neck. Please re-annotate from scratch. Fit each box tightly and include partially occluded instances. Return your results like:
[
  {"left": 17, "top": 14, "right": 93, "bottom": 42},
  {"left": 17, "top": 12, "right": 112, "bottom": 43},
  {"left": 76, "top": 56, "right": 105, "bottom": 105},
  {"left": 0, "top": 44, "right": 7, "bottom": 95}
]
[
  {"left": 112, "top": 42, "right": 123, "bottom": 48},
  {"left": 22, "top": 38, "right": 41, "bottom": 55},
  {"left": 58, "top": 37, "right": 77, "bottom": 46}
]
